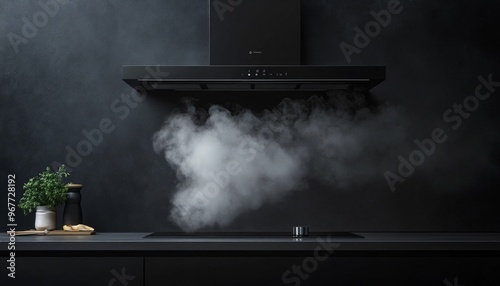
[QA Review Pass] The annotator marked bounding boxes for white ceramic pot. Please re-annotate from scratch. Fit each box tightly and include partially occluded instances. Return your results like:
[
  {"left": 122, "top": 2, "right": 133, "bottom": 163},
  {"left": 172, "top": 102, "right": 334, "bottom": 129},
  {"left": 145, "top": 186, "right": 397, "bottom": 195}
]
[{"left": 35, "top": 206, "right": 57, "bottom": 230}]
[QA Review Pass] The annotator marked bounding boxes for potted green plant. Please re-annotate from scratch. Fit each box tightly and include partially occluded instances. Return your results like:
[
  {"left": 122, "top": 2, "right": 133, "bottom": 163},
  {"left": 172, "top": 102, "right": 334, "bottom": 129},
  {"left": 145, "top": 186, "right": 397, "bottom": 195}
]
[{"left": 19, "top": 165, "right": 70, "bottom": 230}]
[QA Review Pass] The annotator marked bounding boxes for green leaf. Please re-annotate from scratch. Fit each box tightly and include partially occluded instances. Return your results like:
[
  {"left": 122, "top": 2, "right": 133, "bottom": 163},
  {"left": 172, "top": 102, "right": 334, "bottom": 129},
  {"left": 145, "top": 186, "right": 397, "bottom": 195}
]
[{"left": 19, "top": 165, "right": 71, "bottom": 215}]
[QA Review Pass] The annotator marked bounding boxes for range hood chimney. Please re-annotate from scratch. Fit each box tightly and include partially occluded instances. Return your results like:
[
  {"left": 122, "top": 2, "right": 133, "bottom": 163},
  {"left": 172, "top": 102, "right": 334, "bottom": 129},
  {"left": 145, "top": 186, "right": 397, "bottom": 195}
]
[{"left": 123, "top": 0, "right": 385, "bottom": 92}]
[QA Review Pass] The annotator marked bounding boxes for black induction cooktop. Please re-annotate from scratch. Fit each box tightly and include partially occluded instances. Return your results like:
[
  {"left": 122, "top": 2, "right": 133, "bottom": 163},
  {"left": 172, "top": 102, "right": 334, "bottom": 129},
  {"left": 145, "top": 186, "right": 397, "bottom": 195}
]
[{"left": 144, "top": 232, "right": 363, "bottom": 238}]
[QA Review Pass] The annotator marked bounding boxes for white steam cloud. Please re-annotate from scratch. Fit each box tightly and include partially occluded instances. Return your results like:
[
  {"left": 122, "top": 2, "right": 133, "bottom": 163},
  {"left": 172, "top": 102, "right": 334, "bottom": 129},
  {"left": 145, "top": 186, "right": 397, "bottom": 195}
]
[{"left": 153, "top": 93, "right": 406, "bottom": 232}]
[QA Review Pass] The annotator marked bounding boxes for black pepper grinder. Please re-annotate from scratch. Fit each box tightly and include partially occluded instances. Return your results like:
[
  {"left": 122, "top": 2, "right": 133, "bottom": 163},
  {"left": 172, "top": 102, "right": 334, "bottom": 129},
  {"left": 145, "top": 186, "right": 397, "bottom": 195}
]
[{"left": 63, "top": 184, "right": 83, "bottom": 225}]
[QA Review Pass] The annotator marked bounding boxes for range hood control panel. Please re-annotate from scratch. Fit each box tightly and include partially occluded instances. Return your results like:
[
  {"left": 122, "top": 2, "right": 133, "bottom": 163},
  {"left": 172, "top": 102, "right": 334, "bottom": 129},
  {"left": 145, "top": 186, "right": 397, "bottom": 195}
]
[{"left": 243, "top": 69, "right": 289, "bottom": 78}]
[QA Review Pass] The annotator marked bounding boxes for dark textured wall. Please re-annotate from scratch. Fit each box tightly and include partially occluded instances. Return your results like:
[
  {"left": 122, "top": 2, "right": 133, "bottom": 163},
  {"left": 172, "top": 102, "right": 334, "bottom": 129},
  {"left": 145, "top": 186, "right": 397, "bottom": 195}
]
[{"left": 1, "top": 0, "right": 499, "bottom": 232}]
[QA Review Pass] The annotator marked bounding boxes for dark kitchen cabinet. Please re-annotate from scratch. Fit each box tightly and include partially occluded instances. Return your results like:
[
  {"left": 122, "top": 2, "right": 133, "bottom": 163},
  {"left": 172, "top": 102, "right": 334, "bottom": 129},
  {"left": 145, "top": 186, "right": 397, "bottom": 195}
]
[
  {"left": 2, "top": 257, "right": 143, "bottom": 286},
  {"left": 145, "top": 256, "right": 499, "bottom": 286}
]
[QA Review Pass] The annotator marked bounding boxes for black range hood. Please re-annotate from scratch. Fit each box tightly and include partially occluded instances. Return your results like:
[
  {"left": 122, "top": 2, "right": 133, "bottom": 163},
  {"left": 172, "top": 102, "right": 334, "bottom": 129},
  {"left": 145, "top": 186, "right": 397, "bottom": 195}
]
[
  {"left": 123, "top": 65, "right": 385, "bottom": 92},
  {"left": 123, "top": 0, "right": 385, "bottom": 92}
]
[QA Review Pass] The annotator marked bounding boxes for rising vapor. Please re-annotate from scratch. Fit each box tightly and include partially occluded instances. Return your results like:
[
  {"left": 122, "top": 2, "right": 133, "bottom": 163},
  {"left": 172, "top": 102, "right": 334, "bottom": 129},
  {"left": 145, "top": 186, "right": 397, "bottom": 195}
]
[{"left": 153, "top": 92, "right": 406, "bottom": 232}]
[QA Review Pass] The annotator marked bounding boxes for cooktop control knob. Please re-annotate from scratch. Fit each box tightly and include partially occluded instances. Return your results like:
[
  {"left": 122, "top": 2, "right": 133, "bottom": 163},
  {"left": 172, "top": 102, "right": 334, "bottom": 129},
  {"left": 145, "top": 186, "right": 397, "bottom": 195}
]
[{"left": 292, "top": 226, "right": 309, "bottom": 237}]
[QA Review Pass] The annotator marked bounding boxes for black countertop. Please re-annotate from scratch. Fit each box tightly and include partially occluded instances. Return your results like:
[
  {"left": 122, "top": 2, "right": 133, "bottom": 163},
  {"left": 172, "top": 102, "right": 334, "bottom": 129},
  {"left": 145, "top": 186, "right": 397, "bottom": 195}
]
[{"left": 2, "top": 232, "right": 500, "bottom": 252}]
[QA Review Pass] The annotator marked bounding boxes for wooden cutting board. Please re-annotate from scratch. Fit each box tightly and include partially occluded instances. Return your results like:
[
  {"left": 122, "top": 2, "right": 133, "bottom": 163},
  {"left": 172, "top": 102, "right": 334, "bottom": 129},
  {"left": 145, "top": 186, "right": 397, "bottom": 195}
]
[{"left": 9, "top": 230, "right": 96, "bottom": 236}]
